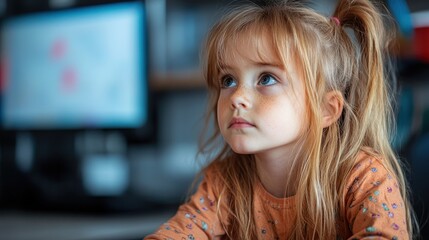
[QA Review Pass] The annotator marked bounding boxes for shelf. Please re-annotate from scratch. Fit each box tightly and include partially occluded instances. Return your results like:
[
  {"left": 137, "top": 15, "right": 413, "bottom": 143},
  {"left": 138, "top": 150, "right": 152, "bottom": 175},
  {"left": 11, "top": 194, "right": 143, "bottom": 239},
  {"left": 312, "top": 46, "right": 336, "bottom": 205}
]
[{"left": 149, "top": 70, "right": 206, "bottom": 91}]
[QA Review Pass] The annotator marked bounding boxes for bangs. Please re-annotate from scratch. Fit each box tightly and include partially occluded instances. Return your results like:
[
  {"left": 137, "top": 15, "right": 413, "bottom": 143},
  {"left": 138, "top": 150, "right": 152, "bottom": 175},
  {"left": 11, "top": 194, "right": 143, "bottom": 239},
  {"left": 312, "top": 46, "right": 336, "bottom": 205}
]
[{"left": 221, "top": 24, "right": 284, "bottom": 62}]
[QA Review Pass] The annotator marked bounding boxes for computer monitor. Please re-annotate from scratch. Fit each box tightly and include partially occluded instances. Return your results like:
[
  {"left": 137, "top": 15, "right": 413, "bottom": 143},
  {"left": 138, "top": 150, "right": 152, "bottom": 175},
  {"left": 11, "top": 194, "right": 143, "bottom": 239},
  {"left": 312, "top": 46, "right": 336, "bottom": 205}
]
[{"left": 0, "top": 1, "right": 149, "bottom": 133}]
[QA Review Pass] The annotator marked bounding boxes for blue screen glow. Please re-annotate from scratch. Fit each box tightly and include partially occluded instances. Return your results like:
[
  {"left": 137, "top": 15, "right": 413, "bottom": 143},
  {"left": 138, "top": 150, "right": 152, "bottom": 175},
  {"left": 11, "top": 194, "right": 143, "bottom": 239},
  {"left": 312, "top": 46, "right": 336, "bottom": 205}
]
[{"left": 1, "top": 2, "right": 147, "bottom": 129}]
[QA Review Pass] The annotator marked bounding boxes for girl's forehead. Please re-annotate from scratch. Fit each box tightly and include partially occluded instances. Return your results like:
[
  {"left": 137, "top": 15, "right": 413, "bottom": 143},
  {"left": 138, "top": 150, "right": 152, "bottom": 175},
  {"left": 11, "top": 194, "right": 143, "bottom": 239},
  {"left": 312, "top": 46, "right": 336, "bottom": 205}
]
[{"left": 220, "top": 28, "right": 284, "bottom": 67}]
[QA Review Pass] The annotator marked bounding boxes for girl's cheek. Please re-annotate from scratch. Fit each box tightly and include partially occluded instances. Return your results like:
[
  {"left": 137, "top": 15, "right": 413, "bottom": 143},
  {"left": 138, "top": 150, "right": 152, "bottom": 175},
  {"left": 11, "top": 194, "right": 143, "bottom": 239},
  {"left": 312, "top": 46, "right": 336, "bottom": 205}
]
[
  {"left": 217, "top": 96, "right": 230, "bottom": 118},
  {"left": 217, "top": 95, "right": 227, "bottom": 109},
  {"left": 256, "top": 88, "right": 286, "bottom": 106}
]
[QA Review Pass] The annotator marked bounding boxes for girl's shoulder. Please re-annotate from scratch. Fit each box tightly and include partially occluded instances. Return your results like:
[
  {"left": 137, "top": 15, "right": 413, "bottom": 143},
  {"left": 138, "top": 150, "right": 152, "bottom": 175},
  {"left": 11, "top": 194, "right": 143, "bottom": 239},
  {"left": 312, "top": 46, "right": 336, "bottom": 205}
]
[
  {"left": 340, "top": 148, "right": 409, "bottom": 239},
  {"left": 353, "top": 147, "right": 387, "bottom": 173},
  {"left": 202, "top": 158, "right": 226, "bottom": 178},
  {"left": 344, "top": 147, "right": 397, "bottom": 197},
  {"left": 348, "top": 147, "right": 388, "bottom": 179},
  {"left": 200, "top": 157, "right": 231, "bottom": 194}
]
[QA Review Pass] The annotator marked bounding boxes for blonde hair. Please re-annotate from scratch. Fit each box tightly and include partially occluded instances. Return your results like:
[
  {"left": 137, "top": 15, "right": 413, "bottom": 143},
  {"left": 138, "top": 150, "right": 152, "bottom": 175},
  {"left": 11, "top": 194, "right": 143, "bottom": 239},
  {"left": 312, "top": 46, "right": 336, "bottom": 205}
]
[{"left": 199, "top": 0, "right": 417, "bottom": 239}]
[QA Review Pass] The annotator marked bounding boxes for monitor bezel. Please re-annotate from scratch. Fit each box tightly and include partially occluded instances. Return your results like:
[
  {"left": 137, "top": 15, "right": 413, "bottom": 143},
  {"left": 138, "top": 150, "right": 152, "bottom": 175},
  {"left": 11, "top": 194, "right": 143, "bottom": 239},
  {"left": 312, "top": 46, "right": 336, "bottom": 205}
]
[{"left": 0, "top": 0, "right": 155, "bottom": 143}]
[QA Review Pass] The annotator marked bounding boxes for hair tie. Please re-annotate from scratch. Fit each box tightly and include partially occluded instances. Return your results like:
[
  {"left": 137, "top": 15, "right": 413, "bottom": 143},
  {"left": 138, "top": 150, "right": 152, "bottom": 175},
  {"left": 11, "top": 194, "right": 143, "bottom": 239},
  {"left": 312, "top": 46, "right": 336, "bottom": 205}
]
[{"left": 331, "top": 17, "right": 340, "bottom": 26}]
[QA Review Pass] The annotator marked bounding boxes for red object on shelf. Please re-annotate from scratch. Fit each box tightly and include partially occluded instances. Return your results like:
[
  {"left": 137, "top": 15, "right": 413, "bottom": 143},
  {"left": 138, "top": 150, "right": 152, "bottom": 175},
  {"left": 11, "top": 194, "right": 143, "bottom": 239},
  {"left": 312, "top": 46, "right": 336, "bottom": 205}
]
[
  {"left": 414, "top": 26, "right": 429, "bottom": 62},
  {"left": 0, "top": 58, "right": 8, "bottom": 92}
]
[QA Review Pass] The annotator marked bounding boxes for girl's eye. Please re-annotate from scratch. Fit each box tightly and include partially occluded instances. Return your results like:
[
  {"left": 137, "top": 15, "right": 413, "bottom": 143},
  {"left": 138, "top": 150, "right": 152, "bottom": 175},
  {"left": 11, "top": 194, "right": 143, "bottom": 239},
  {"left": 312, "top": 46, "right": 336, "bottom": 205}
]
[
  {"left": 221, "top": 75, "right": 237, "bottom": 88},
  {"left": 258, "top": 74, "right": 278, "bottom": 86}
]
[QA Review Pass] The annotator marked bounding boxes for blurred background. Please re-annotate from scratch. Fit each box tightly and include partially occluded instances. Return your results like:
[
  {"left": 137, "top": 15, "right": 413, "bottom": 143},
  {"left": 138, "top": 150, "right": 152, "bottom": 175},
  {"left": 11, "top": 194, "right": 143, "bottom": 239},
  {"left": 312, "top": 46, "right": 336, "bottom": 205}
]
[{"left": 0, "top": 0, "right": 428, "bottom": 239}]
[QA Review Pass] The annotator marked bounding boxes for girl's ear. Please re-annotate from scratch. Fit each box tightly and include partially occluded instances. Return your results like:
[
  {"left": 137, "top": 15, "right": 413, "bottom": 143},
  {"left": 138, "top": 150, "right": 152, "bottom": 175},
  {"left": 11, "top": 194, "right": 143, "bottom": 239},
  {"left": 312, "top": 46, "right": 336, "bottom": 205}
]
[{"left": 322, "top": 91, "right": 344, "bottom": 128}]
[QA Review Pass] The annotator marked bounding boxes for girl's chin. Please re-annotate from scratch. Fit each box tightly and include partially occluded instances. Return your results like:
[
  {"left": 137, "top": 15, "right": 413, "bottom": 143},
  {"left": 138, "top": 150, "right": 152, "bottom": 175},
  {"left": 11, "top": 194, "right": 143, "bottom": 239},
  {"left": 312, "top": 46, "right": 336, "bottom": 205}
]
[{"left": 229, "top": 145, "right": 256, "bottom": 155}]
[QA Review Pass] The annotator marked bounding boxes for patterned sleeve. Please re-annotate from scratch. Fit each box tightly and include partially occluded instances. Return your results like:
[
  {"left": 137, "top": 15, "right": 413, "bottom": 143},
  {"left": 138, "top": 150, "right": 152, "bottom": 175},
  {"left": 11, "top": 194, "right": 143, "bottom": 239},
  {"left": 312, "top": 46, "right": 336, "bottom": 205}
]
[
  {"left": 144, "top": 166, "right": 228, "bottom": 240},
  {"left": 344, "top": 156, "right": 409, "bottom": 240}
]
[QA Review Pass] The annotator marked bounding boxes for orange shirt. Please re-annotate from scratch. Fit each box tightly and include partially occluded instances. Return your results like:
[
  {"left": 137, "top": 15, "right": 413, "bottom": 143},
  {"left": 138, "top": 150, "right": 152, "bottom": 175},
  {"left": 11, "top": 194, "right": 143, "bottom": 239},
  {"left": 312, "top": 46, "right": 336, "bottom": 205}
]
[{"left": 145, "top": 152, "right": 409, "bottom": 239}]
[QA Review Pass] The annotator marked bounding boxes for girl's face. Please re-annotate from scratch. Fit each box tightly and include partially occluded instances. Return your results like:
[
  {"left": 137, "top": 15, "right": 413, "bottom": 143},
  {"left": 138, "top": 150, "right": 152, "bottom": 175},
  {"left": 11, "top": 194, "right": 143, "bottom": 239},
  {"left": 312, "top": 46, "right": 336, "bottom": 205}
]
[{"left": 217, "top": 33, "right": 307, "bottom": 157}]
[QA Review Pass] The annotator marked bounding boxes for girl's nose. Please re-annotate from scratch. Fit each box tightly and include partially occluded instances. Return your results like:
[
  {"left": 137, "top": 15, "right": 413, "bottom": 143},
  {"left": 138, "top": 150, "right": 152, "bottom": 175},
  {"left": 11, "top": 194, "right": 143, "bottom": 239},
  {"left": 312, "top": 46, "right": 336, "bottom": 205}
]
[{"left": 231, "top": 87, "right": 252, "bottom": 110}]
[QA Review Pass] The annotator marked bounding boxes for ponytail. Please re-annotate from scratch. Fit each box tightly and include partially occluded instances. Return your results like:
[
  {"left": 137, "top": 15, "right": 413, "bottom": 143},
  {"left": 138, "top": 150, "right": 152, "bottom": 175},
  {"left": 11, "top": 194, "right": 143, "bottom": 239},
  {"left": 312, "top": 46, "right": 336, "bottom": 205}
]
[
  {"left": 333, "top": 0, "right": 395, "bottom": 159},
  {"left": 333, "top": 0, "right": 417, "bottom": 238}
]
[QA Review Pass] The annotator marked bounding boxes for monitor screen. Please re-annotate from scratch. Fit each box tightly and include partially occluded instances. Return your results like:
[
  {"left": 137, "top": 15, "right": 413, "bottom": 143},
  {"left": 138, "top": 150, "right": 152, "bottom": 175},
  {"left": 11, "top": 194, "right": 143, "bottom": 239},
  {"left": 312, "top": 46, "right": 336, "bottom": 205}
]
[{"left": 0, "top": 1, "right": 147, "bottom": 130}]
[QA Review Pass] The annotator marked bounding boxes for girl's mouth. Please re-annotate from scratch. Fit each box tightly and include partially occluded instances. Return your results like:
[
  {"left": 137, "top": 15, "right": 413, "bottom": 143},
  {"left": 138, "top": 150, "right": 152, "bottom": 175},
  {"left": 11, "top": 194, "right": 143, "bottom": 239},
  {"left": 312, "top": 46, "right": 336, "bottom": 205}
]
[{"left": 228, "top": 117, "right": 255, "bottom": 129}]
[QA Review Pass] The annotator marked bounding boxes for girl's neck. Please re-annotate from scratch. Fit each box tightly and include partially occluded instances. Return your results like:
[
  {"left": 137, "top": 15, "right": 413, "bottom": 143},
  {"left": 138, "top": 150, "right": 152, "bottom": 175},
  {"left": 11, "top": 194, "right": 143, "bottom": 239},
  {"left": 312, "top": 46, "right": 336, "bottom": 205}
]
[{"left": 254, "top": 150, "right": 298, "bottom": 198}]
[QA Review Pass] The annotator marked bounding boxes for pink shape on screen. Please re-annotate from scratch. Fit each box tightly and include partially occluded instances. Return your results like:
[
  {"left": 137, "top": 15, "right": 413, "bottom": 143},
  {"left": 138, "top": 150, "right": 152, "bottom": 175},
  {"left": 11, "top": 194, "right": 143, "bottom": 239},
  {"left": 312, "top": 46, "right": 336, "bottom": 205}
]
[
  {"left": 51, "top": 38, "right": 67, "bottom": 60},
  {"left": 61, "top": 67, "right": 78, "bottom": 92}
]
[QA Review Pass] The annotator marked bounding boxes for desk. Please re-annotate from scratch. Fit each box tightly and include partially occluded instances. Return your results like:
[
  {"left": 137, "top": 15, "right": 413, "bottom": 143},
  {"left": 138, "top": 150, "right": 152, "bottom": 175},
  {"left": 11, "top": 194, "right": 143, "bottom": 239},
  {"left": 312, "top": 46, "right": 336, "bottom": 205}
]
[{"left": 0, "top": 210, "right": 175, "bottom": 240}]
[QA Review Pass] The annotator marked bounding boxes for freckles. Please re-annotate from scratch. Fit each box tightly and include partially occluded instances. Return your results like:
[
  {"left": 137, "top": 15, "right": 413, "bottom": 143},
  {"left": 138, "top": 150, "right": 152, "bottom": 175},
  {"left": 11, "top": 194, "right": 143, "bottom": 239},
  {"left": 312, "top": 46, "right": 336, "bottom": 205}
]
[
  {"left": 256, "top": 93, "right": 275, "bottom": 108},
  {"left": 258, "top": 95, "right": 269, "bottom": 107},
  {"left": 255, "top": 95, "right": 279, "bottom": 128}
]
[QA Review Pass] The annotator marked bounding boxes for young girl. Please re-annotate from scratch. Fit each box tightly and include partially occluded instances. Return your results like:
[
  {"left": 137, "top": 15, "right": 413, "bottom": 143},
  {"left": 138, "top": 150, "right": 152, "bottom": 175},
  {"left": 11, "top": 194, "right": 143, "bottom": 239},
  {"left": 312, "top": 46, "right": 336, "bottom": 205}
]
[{"left": 145, "top": 0, "right": 417, "bottom": 239}]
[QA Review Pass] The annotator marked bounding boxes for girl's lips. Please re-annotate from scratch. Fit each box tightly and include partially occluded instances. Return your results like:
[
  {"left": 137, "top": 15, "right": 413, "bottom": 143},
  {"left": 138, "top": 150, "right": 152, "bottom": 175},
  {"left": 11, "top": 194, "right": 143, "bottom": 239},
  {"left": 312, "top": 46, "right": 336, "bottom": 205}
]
[{"left": 228, "top": 117, "right": 255, "bottom": 128}]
